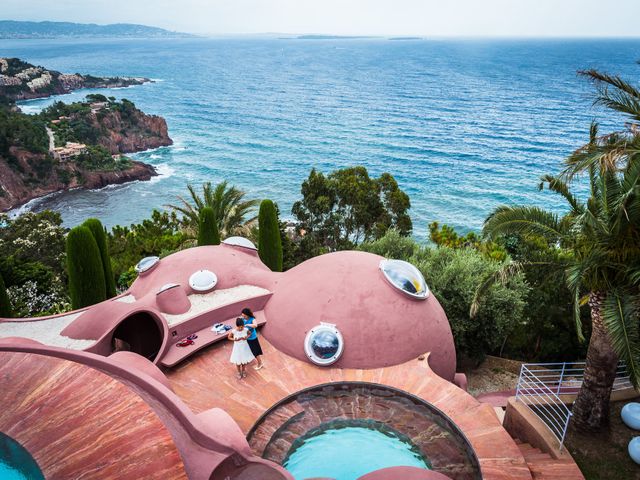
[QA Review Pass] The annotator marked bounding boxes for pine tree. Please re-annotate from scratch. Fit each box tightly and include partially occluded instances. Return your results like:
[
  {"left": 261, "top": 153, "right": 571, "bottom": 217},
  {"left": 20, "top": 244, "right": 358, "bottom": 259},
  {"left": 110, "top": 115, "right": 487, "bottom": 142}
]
[
  {"left": 83, "top": 218, "right": 116, "bottom": 298},
  {"left": 258, "top": 199, "right": 283, "bottom": 272},
  {"left": 198, "top": 206, "right": 220, "bottom": 246},
  {"left": 66, "top": 226, "right": 107, "bottom": 309},
  {"left": 0, "top": 272, "right": 11, "bottom": 318}
]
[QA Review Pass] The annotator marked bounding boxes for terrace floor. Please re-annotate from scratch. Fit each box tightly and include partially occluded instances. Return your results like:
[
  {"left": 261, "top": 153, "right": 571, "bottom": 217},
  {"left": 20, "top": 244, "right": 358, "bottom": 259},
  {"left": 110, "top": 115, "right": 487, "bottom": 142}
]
[{"left": 164, "top": 337, "right": 534, "bottom": 480}]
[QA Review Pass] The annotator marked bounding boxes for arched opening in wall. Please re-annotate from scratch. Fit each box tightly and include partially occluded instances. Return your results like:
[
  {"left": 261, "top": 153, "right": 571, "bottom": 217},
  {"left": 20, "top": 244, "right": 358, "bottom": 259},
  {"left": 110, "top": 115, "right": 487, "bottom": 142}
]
[{"left": 111, "top": 312, "right": 163, "bottom": 362}]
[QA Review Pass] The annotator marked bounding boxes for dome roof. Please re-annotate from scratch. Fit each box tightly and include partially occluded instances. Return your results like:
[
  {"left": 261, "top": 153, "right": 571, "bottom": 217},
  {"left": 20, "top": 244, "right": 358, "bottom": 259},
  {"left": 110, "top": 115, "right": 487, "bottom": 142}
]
[{"left": 263, "top": 251, "right": 456, "bottom": 379}]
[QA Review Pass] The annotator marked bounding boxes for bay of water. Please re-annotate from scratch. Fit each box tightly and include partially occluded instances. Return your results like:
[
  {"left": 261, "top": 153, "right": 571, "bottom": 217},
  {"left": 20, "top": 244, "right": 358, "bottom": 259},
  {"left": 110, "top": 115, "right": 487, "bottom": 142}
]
[{"left": 3, "top": 37, "right": 639, "bottom": 238}]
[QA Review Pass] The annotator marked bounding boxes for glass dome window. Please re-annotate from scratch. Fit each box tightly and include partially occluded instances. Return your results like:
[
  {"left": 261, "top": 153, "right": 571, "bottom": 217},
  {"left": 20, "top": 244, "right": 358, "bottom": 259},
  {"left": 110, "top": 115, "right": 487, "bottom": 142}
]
[
  {"left": 304, "top": 323, "right": 344, "bottom": 366},
  {"left": 222, "top": 236, "right": 257, "bottom": 250},
  {"left": 189, "top": 270, "right": 218, "bottom": 292},
  {"left": 379, "top": 259, "right": 429, "bottom": 300},
  {"left": 135, "top": 256, "right": 160, "bottom": 275}
]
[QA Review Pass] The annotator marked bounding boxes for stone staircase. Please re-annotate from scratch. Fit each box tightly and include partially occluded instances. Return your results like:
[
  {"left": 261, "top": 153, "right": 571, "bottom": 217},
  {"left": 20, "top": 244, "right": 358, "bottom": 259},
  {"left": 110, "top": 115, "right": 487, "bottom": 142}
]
[{"left": 515, "top": 440, "right": 584, "bottom": 480}]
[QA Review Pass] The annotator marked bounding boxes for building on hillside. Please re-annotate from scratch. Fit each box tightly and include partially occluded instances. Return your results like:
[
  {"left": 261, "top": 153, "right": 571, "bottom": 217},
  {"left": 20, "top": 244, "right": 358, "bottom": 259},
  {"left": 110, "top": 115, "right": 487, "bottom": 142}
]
[{"left": 53, "top": 142, "right": 87, "bottom": 162}]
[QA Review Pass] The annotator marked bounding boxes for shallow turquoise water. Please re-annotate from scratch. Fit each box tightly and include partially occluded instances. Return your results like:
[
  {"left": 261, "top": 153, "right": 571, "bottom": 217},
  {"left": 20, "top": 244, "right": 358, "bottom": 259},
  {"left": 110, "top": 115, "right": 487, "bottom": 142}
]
[
  {"left": 283, "top": 426, "right": 429, "bottom": 480},
  {"left": 3, "top": 38, "right": 640, "bottom": 237},
  {"left": 0, "top": 432, "right": 44, "bottom": 480}
]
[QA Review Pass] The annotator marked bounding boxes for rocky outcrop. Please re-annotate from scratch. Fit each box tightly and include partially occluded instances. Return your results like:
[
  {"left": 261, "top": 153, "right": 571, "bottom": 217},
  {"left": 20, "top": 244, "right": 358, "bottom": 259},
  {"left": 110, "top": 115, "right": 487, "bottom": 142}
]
[
  {"left": 0, "top": 147, "right": 157, "bottom": 211},
  {"left": 86, "top": 108, "right": 172, "bottom": 154}
]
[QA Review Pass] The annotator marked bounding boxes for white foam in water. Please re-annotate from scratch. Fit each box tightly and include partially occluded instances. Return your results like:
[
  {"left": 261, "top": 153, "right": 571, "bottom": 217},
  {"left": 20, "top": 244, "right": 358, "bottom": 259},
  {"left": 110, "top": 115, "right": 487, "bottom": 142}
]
[{"left": 150, "top": 163, "right": 175, "bottom": 183}]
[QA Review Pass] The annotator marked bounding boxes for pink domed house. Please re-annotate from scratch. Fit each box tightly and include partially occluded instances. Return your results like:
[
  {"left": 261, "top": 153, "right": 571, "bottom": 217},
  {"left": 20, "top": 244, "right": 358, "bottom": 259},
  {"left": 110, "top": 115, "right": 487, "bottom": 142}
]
[{"left": 0, "top": 238, "right": 579, "bottom": 480}]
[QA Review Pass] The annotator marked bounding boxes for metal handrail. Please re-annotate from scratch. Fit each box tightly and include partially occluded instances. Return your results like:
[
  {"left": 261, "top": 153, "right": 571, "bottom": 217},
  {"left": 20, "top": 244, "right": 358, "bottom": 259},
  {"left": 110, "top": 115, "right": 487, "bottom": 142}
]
[
  {"left": 516, "top": 364, "right": 573, "bottom": 450},
  {"left": 514, "top": 361, "right": 633, "bottom": 450}
]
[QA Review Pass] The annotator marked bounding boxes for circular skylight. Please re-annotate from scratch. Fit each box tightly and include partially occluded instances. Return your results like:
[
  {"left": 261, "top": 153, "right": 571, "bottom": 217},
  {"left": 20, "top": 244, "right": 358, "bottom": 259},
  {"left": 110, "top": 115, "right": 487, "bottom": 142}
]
[
  {"left": 379, "top": 259, "right": 429, "bottom": 300},
  {"left": 189, "top": 270, "right": 218, "bottom": 292},
  {"left": 222, "top": 236, "right": 257, "bottom": 250},
  {"left": 304, "top": 323, "right": 344, "bottom": 366},
  {"left": 135, "top": 256, "right": 160, "bottom": 275}
]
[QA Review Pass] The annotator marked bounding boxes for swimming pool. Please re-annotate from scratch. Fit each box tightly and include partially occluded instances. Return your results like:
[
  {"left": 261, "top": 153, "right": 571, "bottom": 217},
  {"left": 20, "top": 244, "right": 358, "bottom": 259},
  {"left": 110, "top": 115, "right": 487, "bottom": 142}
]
[
  {"left": 249, "top": 383, "right": 481, "bottom": 480},
  {"left": 0, "top": 432, "right": 44, "bottom": 480},
  {"left": 283, "top": 421, "right": 429, "bottom": 480}
]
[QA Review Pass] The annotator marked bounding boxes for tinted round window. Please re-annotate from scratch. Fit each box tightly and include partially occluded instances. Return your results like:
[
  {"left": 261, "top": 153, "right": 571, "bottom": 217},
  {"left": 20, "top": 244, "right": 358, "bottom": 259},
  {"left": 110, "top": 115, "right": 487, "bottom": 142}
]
[
  {"left": 304, "top": 324, "right": 344, "bottom": 366},
  {"left": 310, "top": 331, "right": 339, "bottom": 359},
  {"left": 135, "top": 256, "right": 159, "bottom": 274},
  {"left": 379, "top": 259, "right": 429, "bottom": 299}
]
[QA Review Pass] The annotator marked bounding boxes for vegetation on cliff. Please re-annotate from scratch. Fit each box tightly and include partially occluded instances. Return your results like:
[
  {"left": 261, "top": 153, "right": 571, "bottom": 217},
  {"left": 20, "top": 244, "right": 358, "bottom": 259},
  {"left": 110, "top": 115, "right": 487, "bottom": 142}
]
[{"left": 0, "top": 93, "right": 170, "bottom": 211}]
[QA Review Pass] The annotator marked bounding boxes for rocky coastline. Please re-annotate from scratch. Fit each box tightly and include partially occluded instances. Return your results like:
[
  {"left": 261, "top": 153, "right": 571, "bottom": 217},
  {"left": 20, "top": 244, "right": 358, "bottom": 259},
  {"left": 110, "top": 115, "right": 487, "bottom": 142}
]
[{"left": 0, "top": 148, "right": 158, "bottom": 212}]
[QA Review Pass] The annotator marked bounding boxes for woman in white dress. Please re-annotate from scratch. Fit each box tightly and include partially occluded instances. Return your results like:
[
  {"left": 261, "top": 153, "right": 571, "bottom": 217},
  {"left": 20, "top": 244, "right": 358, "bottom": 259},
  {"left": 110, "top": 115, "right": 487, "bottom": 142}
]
[{"left": 228, "top": 317, "right": 255, "bottom": 379}]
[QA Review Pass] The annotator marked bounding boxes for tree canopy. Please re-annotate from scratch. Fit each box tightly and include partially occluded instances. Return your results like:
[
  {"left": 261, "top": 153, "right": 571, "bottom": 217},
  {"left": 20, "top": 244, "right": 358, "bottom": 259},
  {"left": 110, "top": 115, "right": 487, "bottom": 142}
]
[{"left": 292, "top": 167, "right": 412, "bottom": 252}]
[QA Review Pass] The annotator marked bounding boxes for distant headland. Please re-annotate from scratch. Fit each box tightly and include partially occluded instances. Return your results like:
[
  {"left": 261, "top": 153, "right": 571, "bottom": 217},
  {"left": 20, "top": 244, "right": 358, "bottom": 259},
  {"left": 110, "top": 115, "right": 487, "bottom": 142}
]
[
  {"left": 0, "top": 57, "right": 151, "bottom": 101},
  {"left": 0, "top": 20, "right": 195, "bottom": 39}
]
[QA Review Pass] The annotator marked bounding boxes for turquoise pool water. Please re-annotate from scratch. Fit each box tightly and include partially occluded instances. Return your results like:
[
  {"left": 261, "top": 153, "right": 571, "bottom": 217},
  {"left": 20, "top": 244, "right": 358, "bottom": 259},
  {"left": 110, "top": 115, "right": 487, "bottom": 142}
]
[
  {"left": 283, "top": 426, "right": 429, "bottom": 480},
  {"left": 0, "top": 432, "right": 44, "bottom": 480}
]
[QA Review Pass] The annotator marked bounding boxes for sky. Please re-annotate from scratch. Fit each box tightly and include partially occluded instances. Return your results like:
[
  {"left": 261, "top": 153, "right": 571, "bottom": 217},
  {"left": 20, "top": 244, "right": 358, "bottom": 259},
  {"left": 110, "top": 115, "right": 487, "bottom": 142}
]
[{"left": 2, "top": 0, "right": 640, "bottom": 37}]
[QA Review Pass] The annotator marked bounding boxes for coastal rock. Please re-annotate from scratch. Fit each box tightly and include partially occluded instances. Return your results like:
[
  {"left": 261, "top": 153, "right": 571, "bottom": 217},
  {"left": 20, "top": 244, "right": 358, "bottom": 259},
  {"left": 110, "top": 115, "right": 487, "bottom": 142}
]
[
  {"left": 0, "top": 147, "right": 157, "bottom": 212},
  {"left": 90, "top": 109, "right": 173, "bottom": 153}
]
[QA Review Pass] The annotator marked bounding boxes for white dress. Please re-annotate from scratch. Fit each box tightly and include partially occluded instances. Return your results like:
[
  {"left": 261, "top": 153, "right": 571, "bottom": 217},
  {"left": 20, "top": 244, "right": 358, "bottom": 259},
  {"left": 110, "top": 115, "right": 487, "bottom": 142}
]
[{"left": 230, "top": 328, "right": 255, "bottom": 365}]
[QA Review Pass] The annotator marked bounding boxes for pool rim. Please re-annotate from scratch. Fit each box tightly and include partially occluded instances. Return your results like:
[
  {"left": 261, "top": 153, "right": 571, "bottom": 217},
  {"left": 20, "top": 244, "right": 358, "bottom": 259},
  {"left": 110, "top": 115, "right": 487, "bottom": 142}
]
[{"left": 247, "top": 380, "right": 481, "bottom": 475}]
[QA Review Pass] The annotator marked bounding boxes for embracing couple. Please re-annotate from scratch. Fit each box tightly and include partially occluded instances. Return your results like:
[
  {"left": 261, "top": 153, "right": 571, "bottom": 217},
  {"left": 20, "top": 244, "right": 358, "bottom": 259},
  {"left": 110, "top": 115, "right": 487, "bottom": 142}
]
[{"left": 228, "top": 307, "right": 265, "bottom": 379}]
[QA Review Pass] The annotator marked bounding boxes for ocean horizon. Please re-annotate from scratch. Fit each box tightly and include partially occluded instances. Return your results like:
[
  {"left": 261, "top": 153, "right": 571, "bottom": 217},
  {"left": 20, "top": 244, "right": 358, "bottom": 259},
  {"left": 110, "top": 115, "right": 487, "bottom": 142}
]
[{"left": 3, "top": 36, "right": 640, "bottom": 239}]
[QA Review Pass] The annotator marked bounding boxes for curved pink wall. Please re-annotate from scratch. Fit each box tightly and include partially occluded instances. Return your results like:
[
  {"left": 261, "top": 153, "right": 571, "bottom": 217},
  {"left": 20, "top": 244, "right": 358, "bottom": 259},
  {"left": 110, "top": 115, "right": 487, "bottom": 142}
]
[{"left": 263, "top": 251, "right": 456, "bottom": 380}]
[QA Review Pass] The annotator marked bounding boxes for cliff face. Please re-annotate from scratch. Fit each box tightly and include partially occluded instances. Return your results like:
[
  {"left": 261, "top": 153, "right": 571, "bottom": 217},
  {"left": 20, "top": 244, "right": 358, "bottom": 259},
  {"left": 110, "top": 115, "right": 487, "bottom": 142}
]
[
  {"left": 87, "top": 108, "right": 172, "bottom": 154},
  {"left": 0, "top": 147, "right": 156, "bottom": 211}
]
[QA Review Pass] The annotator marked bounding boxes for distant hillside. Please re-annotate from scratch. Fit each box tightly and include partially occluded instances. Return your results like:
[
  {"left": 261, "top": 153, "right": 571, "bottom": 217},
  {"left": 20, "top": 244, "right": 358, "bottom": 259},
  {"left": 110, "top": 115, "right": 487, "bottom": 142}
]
[
  {"left": 0, "top": 57, "right": 150, "bottom": 100},
  {"left": 0, "top": 20, "right": 194, "bottom": 39}
]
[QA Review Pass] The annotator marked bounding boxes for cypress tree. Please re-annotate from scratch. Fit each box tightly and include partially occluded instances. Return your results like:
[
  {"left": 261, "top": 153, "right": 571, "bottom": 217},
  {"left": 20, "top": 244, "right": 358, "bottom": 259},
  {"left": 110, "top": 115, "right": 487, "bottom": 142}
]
[
  {"left": 198, "top": 206, "right": 220, "bottom": 246},
  {"left": 258, "top": 199, "right": 283, "bottom": 272},
  {"left": 66, "top": 226, "right": 107, "bottom": 309},
  {"left": 83, "top": 218, "right": 116, "bottom": 298},
  {"left": 0, "top": 272, "right": 11, "bottom": 318}
]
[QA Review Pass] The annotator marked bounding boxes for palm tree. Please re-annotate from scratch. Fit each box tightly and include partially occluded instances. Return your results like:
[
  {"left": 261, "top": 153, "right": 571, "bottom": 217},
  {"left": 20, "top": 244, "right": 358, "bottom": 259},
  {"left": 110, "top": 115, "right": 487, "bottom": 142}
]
[
  {"left": 481, "top": 67, "right": 640, "bottom": 432},
  {"left": 167, "top": 181, "right": 259, "bottom": 238}
]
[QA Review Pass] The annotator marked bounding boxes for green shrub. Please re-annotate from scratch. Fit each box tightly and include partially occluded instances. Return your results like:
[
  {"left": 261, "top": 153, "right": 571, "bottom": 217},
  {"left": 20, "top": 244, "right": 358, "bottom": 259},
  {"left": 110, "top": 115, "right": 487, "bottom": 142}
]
[
  {"left": 360, "top": 230, "right": 529, "bottom": 365},
  {"left": 197, "top": 206, "right": 220, "bottom": 246},
  {"left": 0, "top": 272, "right": 12, "bottom": 317},
  {"left": 83, "top": 218, "right": 116, "bottom": 298},
  {"left": 66, "top": 226, "right": 106, "bottom": 309},
  {"left": 258, "top": 199, "right": 283, "bottom": 271}
]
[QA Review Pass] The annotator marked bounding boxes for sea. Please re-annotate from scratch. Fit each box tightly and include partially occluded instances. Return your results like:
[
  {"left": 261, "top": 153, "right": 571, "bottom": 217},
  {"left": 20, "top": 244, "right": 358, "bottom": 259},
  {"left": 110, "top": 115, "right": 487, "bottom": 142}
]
[{"left": 2, "top": 37, "right": 640, "bottom": 238}]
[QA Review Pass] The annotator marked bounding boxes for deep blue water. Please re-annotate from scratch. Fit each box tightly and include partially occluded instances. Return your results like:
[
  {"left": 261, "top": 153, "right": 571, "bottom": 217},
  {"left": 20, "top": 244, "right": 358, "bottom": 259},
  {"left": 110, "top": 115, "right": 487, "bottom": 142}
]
[{"left": 3, "top": 37, "right": 640, "bottom": 238}]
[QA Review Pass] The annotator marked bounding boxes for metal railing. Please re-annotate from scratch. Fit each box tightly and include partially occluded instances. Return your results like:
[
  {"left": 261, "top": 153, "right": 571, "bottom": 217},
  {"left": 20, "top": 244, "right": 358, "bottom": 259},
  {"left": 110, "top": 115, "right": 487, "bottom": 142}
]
[{"left": 515, "top": 362, "right": 632, "bottom": 450}]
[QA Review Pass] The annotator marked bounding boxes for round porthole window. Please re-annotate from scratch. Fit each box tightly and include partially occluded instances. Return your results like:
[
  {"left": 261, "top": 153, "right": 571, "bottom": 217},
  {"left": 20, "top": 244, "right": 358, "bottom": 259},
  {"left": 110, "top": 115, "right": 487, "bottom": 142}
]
[
  {"left": 379, "top": 259, "right": 429, "bottom": 300},
  {"left": 135, "top": 256, "right": 160, "bottom": 275},
  {"left": 222, "top": 236, "right": 257, "bottom": 250},
  {"left": 304, "top": 323, "right": 344, "bottom": 366},
  {"left": 189, "top": 270, "right": 217, "bottom": 292}
]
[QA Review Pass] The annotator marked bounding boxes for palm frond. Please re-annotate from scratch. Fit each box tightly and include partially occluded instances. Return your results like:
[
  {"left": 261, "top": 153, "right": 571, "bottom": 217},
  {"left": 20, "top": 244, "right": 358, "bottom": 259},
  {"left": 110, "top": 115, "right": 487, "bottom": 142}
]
[
  {"left": 470, "top": 261, "right": 524, "bottom": 318},
  {"left": 603, "top": 291, "right": 640, "bottom": 387},
  {"left": 579, "top": 69, "right": 640, "bottom": 122},
  {"left": 539, "top": 174, "right": 584, "bottom": 214},
  {"left": 483, "top": 206, "right": 567, "bottom": 242}
]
